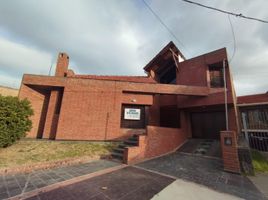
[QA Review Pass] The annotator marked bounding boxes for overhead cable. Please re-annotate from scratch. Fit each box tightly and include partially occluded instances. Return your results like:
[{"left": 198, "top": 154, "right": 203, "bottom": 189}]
[
  {"left": 180, "top": 0, "right": 268, "bottom": 24},
  {"left": 142, "top": 0, "right": 192, "bottom": 56}
]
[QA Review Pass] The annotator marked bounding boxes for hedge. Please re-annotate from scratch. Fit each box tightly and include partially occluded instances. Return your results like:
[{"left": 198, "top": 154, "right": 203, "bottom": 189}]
[{"left": 0, "top": 95, "right": 33, "bottom": 148}]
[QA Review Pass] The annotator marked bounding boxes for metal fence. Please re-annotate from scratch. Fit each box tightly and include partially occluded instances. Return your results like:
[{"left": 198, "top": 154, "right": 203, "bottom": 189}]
[
  {"left": 241, "top": 110, "right": 268, "bottom": 152},
  {"left": 242, "top": 131, "right": 268, "bottom": 151}
]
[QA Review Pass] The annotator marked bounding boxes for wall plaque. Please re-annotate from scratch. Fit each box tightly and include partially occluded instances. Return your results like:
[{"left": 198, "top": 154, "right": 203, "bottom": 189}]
[{"left": 124, "top": 108, "right": 141, "bottom": 120}]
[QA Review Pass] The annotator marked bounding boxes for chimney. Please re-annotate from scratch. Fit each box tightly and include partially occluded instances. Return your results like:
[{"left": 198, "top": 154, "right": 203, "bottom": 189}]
[{"left": 55, "top": 52, "right": 69, "bottom": 77}]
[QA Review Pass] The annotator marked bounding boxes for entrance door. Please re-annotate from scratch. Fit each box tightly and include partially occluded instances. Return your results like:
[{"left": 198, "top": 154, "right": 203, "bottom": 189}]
[{"left": 191, "top": 111, "right": 226, "bottom": 140}]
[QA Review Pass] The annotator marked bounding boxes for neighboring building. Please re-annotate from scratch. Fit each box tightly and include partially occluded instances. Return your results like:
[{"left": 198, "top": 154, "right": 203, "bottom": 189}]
[
  {"left": 19, "top": 41, "right": 239, "bottom": 163},
  {"left": 237, "top": 93, "right": 268, "bottom": 151},
  {"left": 0, "top": 85, "right": 18, "bottom": 97}
]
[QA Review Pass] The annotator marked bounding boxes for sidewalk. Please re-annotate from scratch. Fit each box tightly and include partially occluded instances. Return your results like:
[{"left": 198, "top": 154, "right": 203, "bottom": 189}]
[
  {"left": 10, "top": 166, "right": 174, "bottom": 200},
  {"left": 0, "top": 160, "right": 119, "bottom": 199},
  {"left": 151, "top": 179, "right": 243, "bottom": 200},
  {"left": 249, "top": 173, "right": 268, "bottom": 199}
]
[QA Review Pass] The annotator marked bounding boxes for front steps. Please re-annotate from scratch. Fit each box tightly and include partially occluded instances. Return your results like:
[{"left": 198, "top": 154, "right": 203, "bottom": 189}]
[
  {"left": 111, "top": 135, "right": 139, "bottom": 161},
  {"left": 178, "top": 139, "right": 221, "bottom": 158}
]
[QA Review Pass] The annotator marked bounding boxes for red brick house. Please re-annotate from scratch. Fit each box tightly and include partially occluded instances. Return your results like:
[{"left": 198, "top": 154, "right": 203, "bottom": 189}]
[{"left": 19, "top": 41, "right": 239, "bottom": 164}]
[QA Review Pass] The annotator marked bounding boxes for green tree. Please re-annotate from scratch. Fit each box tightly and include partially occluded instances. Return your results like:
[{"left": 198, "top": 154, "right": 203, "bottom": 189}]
[{"left": 0, "top": 95, "right": 33, "bottom": 148}]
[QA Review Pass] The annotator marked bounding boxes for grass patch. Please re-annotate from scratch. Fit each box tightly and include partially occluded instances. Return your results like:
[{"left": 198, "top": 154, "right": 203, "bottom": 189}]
[
  {"left": 0, "top": 139, "right": 117, "bottom": 169},
  {"left": 251, "top": 150, "right": 268, "bottom": 173}
]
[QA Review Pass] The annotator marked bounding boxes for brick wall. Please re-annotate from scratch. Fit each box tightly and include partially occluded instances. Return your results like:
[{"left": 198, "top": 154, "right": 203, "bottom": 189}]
[
  {"left": 124, "top": 126, "right": 188, "bottom": 164},
  {"left": 220, "top": 131, "right": 241, "bottom": 173},
  {"left": 55, "top": 79, "right": 154, "bottom": 140},
  {"left": 19, "top": 84, "right": 47, "bottom": 138},
  {"left": 124, "top": 111, "right": 189, "bottom": 164}
]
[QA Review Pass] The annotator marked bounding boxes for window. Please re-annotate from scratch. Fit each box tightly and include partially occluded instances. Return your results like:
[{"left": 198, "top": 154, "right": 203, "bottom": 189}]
[{"left": 209, "top": 65, "right": 224, "bottom": 88}]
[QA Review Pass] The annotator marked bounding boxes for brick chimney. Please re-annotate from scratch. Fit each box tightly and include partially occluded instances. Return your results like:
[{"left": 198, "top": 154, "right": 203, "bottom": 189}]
[{"left": 55, "top": 53, "right": 69, "bottom": 77}]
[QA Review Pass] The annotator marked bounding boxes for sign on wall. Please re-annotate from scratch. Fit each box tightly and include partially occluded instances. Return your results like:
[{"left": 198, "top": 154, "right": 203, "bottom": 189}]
[{"left": 124, "top": 108, "right": 141, "bottom": 120}]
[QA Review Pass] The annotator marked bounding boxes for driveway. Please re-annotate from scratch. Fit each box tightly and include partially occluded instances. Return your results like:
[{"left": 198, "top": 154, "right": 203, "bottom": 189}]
[{"left": 137, "top": 152, "right": 267, "bottom": 200}]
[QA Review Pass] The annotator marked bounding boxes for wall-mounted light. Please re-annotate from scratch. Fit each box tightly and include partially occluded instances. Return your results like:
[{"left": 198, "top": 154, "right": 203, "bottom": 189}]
[{"left": 131, "top": 99, "right": 137, "bottom": 103}]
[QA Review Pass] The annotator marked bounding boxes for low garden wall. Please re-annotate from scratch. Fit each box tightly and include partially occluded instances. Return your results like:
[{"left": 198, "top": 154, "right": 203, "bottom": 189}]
[{"left": 123, "top": 126, "right": 188, "bottom": 164}]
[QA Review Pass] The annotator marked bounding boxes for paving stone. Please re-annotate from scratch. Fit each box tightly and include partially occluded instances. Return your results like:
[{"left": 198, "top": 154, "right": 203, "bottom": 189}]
[
  {"left": 37, "top": 188, "right": 73, "bottom": 200},
  {"left": 6, "top": 182, "right": 21, "bottom": 191},
  {"left": 2, "top": 160, "right": 119, "bottom": 199},
  {"left": 136, "top": 152, "right": 267, "bottom": 200},
  {"left": 8, "top": 188, "right": 22, "bottom": 197},
  {"left": 34, "top": 182, "right": 47, "bottom": 189},
  {"left": 0, "top": 191, "right": 9, "bottom": 199},
  {"left": 26, "top": 167, "right": 174, "bottom": 200},
  {"left": 0, "top": 185, "right": 7, "bottom": 193}
]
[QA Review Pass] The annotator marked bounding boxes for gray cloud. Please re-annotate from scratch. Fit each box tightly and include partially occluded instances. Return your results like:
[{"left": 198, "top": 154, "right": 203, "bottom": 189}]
[{"left": 0, "top": 0, "right": 267, "bottom": 95}]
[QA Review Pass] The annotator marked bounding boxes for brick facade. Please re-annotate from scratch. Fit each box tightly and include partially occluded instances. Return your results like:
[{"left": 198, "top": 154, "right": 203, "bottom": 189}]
[{"left": 19, "top": 41, "right": 240, "bottom": 163}]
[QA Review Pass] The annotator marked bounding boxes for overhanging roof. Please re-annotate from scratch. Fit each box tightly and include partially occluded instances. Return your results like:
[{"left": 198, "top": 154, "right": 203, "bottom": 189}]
[
  {"left": 143, "top": 41, "right": 186, "bottom": 72},
  {"left": 22, "top": 74, "right": 209, "bottom": 96}
]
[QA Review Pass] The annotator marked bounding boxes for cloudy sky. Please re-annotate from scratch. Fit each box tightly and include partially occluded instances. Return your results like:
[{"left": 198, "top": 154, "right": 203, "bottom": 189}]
[{"left": 0, "top": 0, "right": 267, "bottom": 96}]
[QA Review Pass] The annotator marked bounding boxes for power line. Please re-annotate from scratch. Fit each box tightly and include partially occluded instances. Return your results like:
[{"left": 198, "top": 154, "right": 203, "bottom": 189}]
[
  {"left": 180, "top": 0, "right": 268, "bottom": 24},
  {"left": 228, "top": 15, "right": 236, "bottom": 63},
  {"left": 141, "top": 0, "right": 191, "bottom": 56}
]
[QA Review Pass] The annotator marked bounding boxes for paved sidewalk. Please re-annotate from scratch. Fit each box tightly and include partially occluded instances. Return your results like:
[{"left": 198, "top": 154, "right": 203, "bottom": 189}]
[
  {"left": 249, "top": 173, "right": 268, "bottom": 199},
  {"left": 152, "top": 179, "right": 243, "bottom": 200},
  {"left": 0, "top": 160, "right": 119, "bottom": 199},
  {"left": 137, "top": 152, "right": 267, "bottom": 200},
  {"left": 19, "top": 167, "right": 174, "bottom": 200}
]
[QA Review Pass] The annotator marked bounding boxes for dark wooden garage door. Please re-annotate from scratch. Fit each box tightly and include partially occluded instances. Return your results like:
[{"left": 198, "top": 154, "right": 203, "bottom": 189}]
[{"left": 191, "top": 111, "right": 226, "bottom": 140}]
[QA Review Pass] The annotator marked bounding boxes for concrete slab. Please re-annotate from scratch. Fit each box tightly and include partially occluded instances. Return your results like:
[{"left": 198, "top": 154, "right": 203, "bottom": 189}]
[
  {"left": 249, "top": 173, "right": 268, "bottom": 198},
  {"left": 151, "top": 179, "right": 243, "bottom": 200}
]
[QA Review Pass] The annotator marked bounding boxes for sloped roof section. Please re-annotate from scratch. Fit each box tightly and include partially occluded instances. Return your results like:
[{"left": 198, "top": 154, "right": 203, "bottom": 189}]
[{"left": 143, "top": 41, "right": 186, "bottom": 72}]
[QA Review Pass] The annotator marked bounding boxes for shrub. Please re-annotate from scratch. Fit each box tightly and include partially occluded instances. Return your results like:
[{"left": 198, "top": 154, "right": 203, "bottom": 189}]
[{"left": 0, "top": 95, "right": 33, "bottom": 148}]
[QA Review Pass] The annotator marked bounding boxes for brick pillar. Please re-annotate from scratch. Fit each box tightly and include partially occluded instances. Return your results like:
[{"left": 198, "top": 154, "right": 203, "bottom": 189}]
[
  {"left": 220, "top": 131, "right": 241, "bottom": 173},
  {"left": 55, "top": 53, "right": 69, "bottom": 77},
  {"left": 43, "top": 90, "right": 60, "bottom": 139}
]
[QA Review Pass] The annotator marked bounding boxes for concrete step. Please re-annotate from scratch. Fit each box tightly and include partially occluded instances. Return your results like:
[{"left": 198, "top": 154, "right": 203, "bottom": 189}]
[
  {"left": 124, "top": 140, "right": 138, "bottom": 146},
  {"left": 111, "top": 152, "right": 123, "bottom": 160},
  {"left": 113, "top": 147, "right": 125, "bottom": 153},
  {"left": 128, "top": 137, "right": 138, "bottom": 142},
  {"left": 119, "top": 144, "right": 127, "bottom": 148}
]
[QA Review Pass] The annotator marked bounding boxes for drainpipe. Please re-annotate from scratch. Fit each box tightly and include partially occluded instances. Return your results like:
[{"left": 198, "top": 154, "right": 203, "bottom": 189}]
[{"left": 223, "top": 59, "right": 229, "bottom": 131}]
